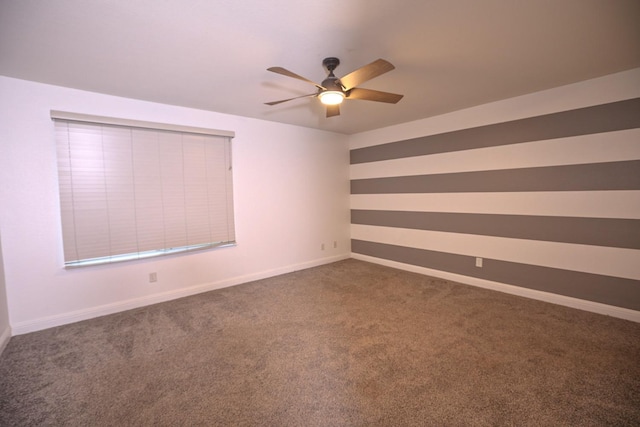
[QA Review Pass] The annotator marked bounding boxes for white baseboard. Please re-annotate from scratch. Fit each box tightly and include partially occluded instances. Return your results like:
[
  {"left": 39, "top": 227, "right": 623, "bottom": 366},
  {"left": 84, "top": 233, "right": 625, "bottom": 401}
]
[
  {"left": 13, "top": 252, "right": 636, "bottom": 335},
  {"left": 0, "top": 324, "right": 11, "bottom": 355},
  {"left": 352, "top": 253, "right": 640, "bottom": 323},
  {"left": 11, "top": 254, "right": 350, "bottom": 335}
]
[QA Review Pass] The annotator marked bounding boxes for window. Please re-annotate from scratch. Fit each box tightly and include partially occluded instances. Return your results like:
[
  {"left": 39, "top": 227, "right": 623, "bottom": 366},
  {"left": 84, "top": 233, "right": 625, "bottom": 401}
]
[{"left": 52, "top": 111, "right": 236, "bottom": 267}]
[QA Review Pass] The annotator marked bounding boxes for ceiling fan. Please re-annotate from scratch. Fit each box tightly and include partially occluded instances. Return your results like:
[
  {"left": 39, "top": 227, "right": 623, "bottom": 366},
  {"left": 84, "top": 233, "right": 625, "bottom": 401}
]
[{"left": 265, "top": 57, "right": 403, "bottom": 117}]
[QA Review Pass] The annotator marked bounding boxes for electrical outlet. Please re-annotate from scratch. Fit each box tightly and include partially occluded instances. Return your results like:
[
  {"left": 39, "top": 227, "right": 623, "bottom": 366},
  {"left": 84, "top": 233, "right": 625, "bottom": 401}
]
[
  {"left": 333, "top": 241, "right": 337, "bottom": 248},
  {"left": 475, "top": 257, "right": 483, "bottom": 268},
  {"left": 321, "top": 243, "right": 325, "bottom": 251},
  {"left": 149, "top": 272, "right": 158, "bottom": 282}
]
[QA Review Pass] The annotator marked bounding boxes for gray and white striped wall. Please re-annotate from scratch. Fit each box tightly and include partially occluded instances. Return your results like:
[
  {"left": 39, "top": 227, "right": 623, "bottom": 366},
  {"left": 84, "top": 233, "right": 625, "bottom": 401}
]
[{"left": 349, "top": 69, "right": 640, "bottom": 321}]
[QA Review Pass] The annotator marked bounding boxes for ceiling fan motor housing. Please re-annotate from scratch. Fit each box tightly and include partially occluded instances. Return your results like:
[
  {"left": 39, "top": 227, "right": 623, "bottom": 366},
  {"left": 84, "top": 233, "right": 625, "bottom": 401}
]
[
  {"left": 321, "top": 57, "right": 343, "bottom": 91},
  {"left": 321, "top": 76, "right": 343, "bottom": 92}
]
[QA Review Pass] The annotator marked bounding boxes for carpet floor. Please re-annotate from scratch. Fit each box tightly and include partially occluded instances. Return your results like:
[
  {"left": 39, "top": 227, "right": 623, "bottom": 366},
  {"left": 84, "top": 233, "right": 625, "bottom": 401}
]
[{"left": 1, "top": 259, "right": 639, "bottom": 426}]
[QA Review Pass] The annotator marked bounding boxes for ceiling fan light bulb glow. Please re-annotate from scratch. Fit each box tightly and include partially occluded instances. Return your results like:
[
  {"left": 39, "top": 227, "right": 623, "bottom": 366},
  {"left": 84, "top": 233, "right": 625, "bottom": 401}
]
[{"left": 319, "top": 91, "right": 345, "bottom": 105}]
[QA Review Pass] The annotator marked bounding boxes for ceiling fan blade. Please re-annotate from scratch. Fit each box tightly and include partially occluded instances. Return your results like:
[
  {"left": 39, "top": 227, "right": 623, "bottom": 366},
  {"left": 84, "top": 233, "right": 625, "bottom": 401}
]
[
  {"left": 265, "top": 93, "right": 317, "bottom": 106},
  {"left": 339, "top": 59, "right": 395, "bottom": 91},
  {"left": 267, "top": 67, "right": 325, "bottom": 90},
  {"left": 347, "top": 88, "right": 404, "bottom": 104},
  {"left": 326, "top": 104, "right": 340, "bottom": 118}
]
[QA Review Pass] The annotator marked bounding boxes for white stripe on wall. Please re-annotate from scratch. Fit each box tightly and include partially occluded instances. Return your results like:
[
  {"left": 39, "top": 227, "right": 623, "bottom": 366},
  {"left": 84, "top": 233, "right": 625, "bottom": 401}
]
[
  {"left": 350, "top": 128, "right": 640, "bottom": 180},
  {"left": 350, "top": 191, "right": 640, "bottom": 219},
  {"left": 351, "top": 224, "right": 640, "bottom": 280}
]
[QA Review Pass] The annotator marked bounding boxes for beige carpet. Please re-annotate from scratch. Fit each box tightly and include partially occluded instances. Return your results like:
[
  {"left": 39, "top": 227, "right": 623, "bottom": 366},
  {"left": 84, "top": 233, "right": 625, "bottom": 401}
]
[{"left": 1, "top": 259, "right": 639, "bottom": 426}]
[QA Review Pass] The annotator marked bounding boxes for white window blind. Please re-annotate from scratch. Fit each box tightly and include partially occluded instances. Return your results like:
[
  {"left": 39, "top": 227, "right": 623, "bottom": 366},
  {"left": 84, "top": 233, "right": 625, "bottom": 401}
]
[{"left": 52, "top": 112, "right": 235, "bottom": 267}]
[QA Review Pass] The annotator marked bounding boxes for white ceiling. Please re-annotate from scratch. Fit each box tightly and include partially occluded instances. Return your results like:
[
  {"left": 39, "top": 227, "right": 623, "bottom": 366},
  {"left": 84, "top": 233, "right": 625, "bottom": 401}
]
[{"left": 1, "top": 0, "right": 639, "bottom": 135}]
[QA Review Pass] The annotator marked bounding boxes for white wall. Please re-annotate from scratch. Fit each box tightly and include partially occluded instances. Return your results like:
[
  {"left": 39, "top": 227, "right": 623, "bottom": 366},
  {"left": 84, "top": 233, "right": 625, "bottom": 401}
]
[
  {"left": 349, "top": 68, "right": 640, "bottom": 321},
  {"left": 0, "top": 76, "right": 350, "bottom": 334}
]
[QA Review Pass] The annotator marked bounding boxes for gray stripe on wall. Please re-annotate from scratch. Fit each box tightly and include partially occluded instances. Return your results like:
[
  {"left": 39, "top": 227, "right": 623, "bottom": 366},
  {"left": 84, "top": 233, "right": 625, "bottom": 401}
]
[
  {"left": 352, "top": 239, "right": 640, "bottom": 311},
  {"left": 351, "top": 160, "right": 640, "bottom": 194},
  {"left": 351, "top": 98, "right": 640, "bottom": 164},
  {"left": 351, "top": 210, "right": 640, "bottom": 249}
]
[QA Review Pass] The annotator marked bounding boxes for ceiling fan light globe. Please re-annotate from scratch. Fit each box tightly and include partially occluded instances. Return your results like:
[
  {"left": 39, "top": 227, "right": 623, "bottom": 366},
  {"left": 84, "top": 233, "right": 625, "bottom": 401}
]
[{"left": 319, "top": 91, "right": 345, "bottom": 105}]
